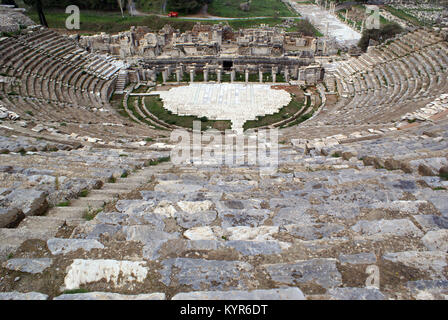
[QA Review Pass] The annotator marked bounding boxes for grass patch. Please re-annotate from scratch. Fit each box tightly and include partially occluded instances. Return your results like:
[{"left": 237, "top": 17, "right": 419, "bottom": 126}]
[
  {"left": 208, "top": 0, "right": 298, "bottom": 18},
  {"left": 79, "top": 189, "right": 89, "bottom": 197},
  {"left": 26, "top": 10, "right": 302, "bottom": 34},
  {"left": 286, "top": 19, "right": 323, "bottom": 37},
  {"left": 56, "top": 201, "right": 70, "bottom": 207},
  {"left": 62, "top": 288, "right": 89, "bottom": 295},
  {"left": 83, "top": 206, "right": 102, "bottom": 221},
  {"left": 121, "top": 171, "right": 129, "bottom": 178},
  {"left": 331, "top": 153, "right": 341, "bottom": 158},
  {"left": 144, "top": 96, "right": 231, "bottom": 131},
  {"left": 26, "top": 10, "right": 197, "bottom": 33},
  {"left": 244, "top": 94, "right": 304, "bottom": 130},
  {"left": 384, "top": 5, "right": 424, "bottom": 27},
  {"left": 108, "top": 176, "right": 117, "bottom": 183},
  {"left": 440, "top": 172, "right": 448, "bottom": 181},
  {"left": 432, "top": 186, "right": 446, "bottom": 191},
  {"left": 149, "top": 156, "right": 171, "bottom": 166}
]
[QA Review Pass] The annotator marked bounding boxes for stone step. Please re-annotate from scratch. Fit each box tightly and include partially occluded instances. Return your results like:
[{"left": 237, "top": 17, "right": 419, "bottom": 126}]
[
  {"left": 46, "top": 207, "right": 87, "bottom": 219},
  {"left": 53, "top": 292, "right": 166, "bottom": 300},
  {"left": 0, "top": 292, "right": 49, "bottom": 300},
  {"left": 69, "top": 198, "right": 112, "bottom": 208},
  {"left": 18, "top": 216, "right": 66, "bottom": 232},
  {"left": 118, "top": 177, "right": 148, "bottom": 184},
  {"left": 102, "top": 183, "right": 141, "bottom": 191},
  {"left": 0, "top": 228, "right": 56, "bottom": 261},
  {"left": 171, "top": 288, "right": 305, "bottom": 300},
  {"left": 88, "top": 189, "right": 132, "bottom": 198}
]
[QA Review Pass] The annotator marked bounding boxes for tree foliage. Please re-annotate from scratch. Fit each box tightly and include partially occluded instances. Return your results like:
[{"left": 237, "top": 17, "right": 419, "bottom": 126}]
[
  {"left": 23, "top": 0, "right": 48, "bottom": 26},
  {"left": 167, "top": 0, "right": 210, "bottom": 14},
  {"left": 358, "top": 22, "right": 404, "bottom": 52}
]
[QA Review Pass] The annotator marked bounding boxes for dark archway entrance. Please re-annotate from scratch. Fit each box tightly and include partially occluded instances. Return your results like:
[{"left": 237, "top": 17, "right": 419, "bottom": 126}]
[{"left": 223, "top": 60, "right": 233, "bottom": 71}]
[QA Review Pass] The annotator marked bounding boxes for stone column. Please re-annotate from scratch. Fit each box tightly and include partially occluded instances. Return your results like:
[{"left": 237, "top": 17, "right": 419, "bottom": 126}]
[
  {"left": 284, "top": 67, "right": 289, "bottom": 83},
  {"left": 298, "top": 68, "right": 305, "bottom": 85},
  {"left": 180, "top": 63, "right": 184, "bottom": 78},
  {"left": 190, "top": 67, "right": 194, "bottom": 83},
  {"left": 162, "top": 67, "right": 168, "bottom": 84},
  {"left": 345, "top": 9, "right": 348, "bottom": 22},
  {"left": 176, "top": 67, "right": 181, "bottom": 83},
  {"left": 245, "top": 69, "right": 249, "bottom": 84},
  {"left": 259, "top": 68, "right": 263, "bottom": 83},
  {"left": 151, "top": 68, "right": 157, "bottom": 82},
  {"left": 272, "top": 66, "right": 277, "bottom": 84},
  {"left": 231, "top": 68, "right": 235, "bottom": 83},
  {"left": 204, "top": 67, "right": 208, "bottom": 83},
  {"left": 217, "top": 68, "right": 222, "bottom": 83}
]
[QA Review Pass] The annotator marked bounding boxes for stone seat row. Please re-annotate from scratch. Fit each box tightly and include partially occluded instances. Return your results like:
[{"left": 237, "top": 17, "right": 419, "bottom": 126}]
[
  {"left": 320, "top": 32, "right": 448, "bottom": 126},
  {"left": 2, "top": 128, "right": 446, "bottom": 299}
]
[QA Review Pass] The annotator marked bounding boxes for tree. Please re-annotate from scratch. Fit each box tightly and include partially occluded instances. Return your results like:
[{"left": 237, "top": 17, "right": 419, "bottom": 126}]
[
  {"left": 1, "top": 0, "right": 17, "bottom": 6},
  {"left": 23, "top": 0, "right": 48, "bottom": 27},
  {"left": 167, "top": 0, "right": 207, "bottom": 14},
  {"left": 358, "top": 22, "right": 403, "bottom": 52},
  {"left": 118, "top": 0, "right": 124, "bottom": 17}
]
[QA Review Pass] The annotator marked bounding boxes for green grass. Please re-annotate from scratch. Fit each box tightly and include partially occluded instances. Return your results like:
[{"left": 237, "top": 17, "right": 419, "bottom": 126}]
[
  {"left": 26, "top": 10, "right": 302, "bottom": 34},
  {"left": 149, "top": 156, "right": 171, "bottom": 166},
  {"left": 56, "top": 201, "right": 70, "bottom": 207},
  {"left": 62, "top": 288, "right": 89, "bottom": 294},
  {"left": 144, "top": 96, "right": 231, "bottom": 131},
  {"left": 384, "top": 5, "right": 424, "bottom": 27},
  {"left": 280, "top": 93, "right": 320, "bottom": 128},
  {"left": 432, "top": 186, "right": 446, "bottom": 191},
  {"left": 79, "top": 189, "right": 89, "bottom": 197},
  {"left": 121, "top": 171, "right": 129, "bottom": 178},
  {"left": 83, "top": 206, "right": 102, "bottom": 221},
  {"left": 208, "top": 0, "right": 298, "bottom": 18},
  {"left": 331, "top": 153, "right": 341, "bottom": 158},
  {"left": 27, "top": 10, "right": 198, "bottom": 33},
  {"left": 440, "top": 172, "right": 448, "bottom": 181},
  {"left": 243, "top": 94, "right": 304, "bottom": 130},
  {"left": 108, "top": 176, "right": 117, "bottom": 183}
]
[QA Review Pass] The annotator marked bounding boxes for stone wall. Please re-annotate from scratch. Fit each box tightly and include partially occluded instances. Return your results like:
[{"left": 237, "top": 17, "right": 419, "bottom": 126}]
[{"left": 0, "top": 5, "right": 35, "bottom": 33}]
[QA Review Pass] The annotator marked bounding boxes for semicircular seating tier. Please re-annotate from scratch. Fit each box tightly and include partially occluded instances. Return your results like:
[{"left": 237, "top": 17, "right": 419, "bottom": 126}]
[
  {"left": 0, "top": 28, "right": 122, "bottom": 123},
  {"left": 316, "top": 29, "right": 448, "bottom": 126}
]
